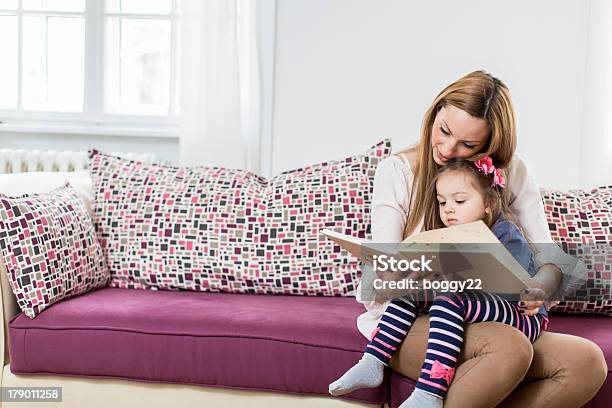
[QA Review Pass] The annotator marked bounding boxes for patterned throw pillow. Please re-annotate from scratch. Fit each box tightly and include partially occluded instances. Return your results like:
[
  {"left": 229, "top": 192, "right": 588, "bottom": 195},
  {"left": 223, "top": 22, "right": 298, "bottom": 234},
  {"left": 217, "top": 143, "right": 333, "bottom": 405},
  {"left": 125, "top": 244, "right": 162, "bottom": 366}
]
[
  {"left": 0, "top": 183, "right": 110, "bottom": 318},
  {"left": 89, "top": 140, "right": 391, "bottom": 296},
  {"left": 542, "top": 185, "right": 612, "bottom": 315}
]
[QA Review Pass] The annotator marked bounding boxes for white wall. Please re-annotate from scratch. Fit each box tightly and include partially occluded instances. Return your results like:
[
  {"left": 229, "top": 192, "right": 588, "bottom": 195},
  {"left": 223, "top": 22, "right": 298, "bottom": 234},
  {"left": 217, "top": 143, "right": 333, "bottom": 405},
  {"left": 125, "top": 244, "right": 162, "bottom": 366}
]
[
  {"left": 4, "top": 0, "right": 610, "bottom": 189},
  {"left": 271, "top": 0, "right": 605, "bottom": 189},
  {"left": 580, "top": 0, "right": 612, "bottom": 188}
]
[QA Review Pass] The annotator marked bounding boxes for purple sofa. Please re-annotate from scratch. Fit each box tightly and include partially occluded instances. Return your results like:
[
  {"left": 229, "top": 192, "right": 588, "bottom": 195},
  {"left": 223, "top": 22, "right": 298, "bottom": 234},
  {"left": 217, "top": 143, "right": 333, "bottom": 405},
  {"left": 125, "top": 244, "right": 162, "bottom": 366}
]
[{"left": 7, "top": 287, "right": 610, "bottom": 407}]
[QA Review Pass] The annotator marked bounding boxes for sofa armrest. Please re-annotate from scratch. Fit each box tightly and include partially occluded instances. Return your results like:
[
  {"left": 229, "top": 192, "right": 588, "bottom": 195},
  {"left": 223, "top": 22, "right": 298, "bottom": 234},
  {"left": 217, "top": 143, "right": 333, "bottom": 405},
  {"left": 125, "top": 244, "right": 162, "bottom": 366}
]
[
  {"left": 0, "top": 170, "right": 94, "bottom": 367},
  {"left": 0, "top": 255, "right": 20, "bottom": 366}
]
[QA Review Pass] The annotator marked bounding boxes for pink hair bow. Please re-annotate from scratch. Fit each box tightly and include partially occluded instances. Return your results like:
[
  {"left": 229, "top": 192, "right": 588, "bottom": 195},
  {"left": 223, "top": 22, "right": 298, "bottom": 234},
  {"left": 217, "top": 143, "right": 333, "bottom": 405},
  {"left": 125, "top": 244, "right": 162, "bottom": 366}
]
[
  {"left": 430, "top": 360, "right": 455, "bottom": 385},
  {"left": 474, "top": 156, "right": 494, "bottom": 174},
  {"left": 493, "top": 168, "right": 506, "bottom": 188},
  {"left": 474, "top": 155, "right": 505, "bottom": 188}
]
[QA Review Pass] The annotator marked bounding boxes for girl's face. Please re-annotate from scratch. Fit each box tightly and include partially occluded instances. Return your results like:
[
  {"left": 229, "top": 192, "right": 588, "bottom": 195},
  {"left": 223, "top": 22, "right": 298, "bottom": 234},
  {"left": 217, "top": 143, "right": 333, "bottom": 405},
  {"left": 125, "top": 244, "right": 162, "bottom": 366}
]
[
  {"left": 436, "top": 171, "right": 490, "bottom": 227},
  {"left": 431, "top": 105, "right": 490, "bottom": 165}
]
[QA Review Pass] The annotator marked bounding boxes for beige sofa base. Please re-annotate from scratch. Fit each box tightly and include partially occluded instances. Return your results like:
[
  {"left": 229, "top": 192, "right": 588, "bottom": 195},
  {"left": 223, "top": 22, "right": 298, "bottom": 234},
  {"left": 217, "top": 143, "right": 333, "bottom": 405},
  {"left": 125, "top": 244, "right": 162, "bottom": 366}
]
[{"left": 0, "top": 365, "right": 380, "bottom": 408}]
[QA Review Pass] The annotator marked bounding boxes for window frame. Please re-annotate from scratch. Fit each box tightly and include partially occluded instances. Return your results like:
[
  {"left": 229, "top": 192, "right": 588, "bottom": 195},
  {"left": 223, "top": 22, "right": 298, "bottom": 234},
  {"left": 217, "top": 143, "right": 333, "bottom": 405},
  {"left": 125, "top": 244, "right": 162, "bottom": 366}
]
[{"left": 0, "top": 0, "right": 181, "bottom": 139}]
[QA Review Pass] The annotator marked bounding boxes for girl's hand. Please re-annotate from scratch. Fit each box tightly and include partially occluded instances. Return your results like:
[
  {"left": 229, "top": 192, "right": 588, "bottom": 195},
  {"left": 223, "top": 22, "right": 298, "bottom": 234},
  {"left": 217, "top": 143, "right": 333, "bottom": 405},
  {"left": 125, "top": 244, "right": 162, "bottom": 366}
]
[{"left": 519, "top": 279, "right": 546, "bottom": 316}]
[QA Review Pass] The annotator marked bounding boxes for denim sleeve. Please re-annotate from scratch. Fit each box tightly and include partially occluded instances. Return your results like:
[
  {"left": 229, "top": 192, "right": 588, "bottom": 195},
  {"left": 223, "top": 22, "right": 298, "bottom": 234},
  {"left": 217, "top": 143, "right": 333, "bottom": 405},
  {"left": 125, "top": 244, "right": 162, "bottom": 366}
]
[
  {"left": 493, "top": 220, "right": 546, "bottom": 315},
  {"left": 493, "top": 220, "right": 537, "bottom": 277}
]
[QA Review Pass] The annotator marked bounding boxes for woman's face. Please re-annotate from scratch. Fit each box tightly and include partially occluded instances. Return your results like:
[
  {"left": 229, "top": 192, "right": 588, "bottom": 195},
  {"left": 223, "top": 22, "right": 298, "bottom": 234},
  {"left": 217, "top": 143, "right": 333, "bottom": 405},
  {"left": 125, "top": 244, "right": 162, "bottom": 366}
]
[{"left": 431, "top": 105, "right": 490, "bottom": 165}]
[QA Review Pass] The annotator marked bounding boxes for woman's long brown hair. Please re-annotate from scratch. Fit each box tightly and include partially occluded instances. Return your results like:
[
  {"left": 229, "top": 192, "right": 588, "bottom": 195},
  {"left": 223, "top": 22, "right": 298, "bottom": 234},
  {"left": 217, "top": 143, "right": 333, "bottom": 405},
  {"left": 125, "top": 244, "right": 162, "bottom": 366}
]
[{"left": 397, "top": 70, "right": 517, "bottom": 238}]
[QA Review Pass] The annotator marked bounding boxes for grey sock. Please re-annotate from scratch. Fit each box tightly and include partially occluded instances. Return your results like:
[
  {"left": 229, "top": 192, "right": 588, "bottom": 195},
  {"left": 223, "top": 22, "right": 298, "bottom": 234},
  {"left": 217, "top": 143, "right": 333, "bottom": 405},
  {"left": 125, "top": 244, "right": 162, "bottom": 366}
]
[
  {"left": 398, "top": 388, "right": 444, "bottom": 408},
  {"left": 328, "top": 353, "right": 385, "bottom": 396}
]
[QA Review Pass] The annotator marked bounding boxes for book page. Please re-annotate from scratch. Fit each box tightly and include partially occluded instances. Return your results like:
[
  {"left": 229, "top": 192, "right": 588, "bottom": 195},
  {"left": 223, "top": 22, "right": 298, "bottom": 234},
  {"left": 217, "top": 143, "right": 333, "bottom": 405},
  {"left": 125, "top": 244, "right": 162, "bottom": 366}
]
[{"left": 402, "top": 220, "right": 500, "bottom": 244}]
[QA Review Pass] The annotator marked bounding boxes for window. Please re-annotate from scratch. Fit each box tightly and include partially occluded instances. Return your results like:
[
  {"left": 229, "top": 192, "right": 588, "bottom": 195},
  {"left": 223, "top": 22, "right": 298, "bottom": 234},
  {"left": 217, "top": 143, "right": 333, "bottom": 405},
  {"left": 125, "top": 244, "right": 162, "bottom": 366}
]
[{"left": 0, "top": 0, "right": 181, "bottom": 136}]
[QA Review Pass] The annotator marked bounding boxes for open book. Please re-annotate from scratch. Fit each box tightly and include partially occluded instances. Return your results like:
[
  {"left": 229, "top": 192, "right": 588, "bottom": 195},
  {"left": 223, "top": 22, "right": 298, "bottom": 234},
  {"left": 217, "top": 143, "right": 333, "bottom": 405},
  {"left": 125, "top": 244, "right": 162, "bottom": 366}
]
[{"left": 321, "top": 220, "right": 533, "bottom": 295}]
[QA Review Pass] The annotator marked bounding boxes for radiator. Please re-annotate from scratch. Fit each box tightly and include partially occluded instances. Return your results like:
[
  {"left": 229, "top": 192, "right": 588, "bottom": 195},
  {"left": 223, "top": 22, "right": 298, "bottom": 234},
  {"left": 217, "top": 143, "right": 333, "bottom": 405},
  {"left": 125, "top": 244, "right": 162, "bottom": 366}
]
[{"left": 0, "top": 149, "right": 156, "bottom": 174}]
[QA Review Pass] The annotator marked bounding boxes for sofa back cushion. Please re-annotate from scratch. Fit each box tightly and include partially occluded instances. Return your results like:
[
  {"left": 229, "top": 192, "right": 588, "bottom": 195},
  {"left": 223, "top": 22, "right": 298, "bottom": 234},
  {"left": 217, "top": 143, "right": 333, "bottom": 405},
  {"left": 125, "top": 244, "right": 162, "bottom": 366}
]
[
  {"left": 0, "top": 182, "right": 109, "bottom": 318},
  {"left": 542, "top": 185, "right": 612, "bottom": 315},
  {"left": 88, "top": 140, "right": 391, "bottom": 296}
]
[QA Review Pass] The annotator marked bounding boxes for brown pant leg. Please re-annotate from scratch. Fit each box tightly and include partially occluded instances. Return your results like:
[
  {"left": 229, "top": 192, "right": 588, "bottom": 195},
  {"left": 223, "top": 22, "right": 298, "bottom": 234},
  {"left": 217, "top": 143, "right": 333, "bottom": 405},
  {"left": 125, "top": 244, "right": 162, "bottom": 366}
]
[
  {"left": 497, "top": 331, "right": 608, "bottom": 408},
  {"left": 389, "top": 315, "right": 534, "bottom": 408}
]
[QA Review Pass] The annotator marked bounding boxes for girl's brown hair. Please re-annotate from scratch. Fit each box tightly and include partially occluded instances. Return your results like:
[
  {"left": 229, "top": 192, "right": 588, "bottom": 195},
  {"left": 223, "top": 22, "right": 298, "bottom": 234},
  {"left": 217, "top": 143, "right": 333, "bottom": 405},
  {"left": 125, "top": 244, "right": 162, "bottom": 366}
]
[
  {"left": 398, "top": 70, "right": 517, "bottom": 238},
  {"left": 422, "top": 158, "right": 516, "bottom": 231}
]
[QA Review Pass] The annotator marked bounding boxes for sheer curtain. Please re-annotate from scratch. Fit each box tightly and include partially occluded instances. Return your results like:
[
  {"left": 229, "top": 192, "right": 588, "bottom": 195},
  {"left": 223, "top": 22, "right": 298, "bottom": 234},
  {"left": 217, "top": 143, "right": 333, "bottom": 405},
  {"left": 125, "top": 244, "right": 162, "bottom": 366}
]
[
  {"left": 580, "top": 0, "right": 612, "bottom": 188},
  {"left": 180, "top": 0, "right": 270, "bottom": 173}
]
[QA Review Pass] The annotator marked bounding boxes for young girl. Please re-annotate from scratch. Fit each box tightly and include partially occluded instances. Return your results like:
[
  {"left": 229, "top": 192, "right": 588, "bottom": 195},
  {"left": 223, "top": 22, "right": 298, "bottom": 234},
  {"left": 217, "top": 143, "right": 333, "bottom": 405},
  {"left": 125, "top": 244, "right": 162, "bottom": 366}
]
[{"left": 328, "top": 157, "right": 549, "bottom": 408}]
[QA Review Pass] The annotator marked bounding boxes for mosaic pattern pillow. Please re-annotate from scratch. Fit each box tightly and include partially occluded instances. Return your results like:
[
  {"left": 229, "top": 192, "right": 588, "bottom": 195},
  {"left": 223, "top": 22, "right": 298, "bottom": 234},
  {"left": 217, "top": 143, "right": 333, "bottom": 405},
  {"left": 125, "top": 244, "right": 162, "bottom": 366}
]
[
  {"left": 542, "top": 185, "right": 612, "bottom": 315},
  {"left": 0, "top": 183, "right": 110, "bottom": 318},
  {"left": 89, "top": 140, "right": 391, "bottom": 296}
]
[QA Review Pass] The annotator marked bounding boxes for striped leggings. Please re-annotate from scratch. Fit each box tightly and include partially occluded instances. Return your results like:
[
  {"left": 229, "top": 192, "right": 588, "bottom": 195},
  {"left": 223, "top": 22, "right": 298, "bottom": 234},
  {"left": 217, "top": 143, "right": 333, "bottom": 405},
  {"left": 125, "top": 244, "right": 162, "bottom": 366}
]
[{"left": 365, "top": 291, "right": 549, "bottom": 398}]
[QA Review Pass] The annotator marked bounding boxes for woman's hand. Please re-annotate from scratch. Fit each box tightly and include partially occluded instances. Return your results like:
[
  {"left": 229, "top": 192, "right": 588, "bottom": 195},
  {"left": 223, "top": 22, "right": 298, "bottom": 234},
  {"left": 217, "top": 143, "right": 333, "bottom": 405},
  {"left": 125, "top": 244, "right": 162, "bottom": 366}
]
[
  {"left": 519, "top": 279, "right": 546, "bottom": 316},
  {"left": 535, "top": 263, "right": 562, "bottom": 297},
  {"left": 518, "top": 263, "right": 563, "bottom": 316}
]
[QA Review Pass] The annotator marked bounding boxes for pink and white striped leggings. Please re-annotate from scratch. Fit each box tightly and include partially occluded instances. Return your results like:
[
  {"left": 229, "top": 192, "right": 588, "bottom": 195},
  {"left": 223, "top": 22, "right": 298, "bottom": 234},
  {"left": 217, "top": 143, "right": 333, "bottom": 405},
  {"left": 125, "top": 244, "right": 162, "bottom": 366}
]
[{"left": 365, "top": 291, "right": 549, "bottom": 398}]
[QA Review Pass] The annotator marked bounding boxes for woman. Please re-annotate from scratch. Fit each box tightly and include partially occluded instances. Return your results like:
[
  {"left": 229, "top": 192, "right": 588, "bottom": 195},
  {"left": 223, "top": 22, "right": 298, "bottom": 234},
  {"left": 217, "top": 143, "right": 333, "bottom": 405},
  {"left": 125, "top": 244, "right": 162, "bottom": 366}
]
[{"left": 357, "top": 70, "right": 607, "bottom": 407}]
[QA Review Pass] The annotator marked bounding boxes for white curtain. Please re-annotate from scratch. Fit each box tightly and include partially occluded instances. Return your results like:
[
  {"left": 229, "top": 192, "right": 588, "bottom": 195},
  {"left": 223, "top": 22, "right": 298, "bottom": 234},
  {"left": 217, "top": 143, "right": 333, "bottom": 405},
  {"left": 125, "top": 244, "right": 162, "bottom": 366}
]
[
  {"left": 180, "top": 0, "right": 269, "bottom": 173},
  {"left": 580, "top": 0, "right": 612, "bottom": 188}
]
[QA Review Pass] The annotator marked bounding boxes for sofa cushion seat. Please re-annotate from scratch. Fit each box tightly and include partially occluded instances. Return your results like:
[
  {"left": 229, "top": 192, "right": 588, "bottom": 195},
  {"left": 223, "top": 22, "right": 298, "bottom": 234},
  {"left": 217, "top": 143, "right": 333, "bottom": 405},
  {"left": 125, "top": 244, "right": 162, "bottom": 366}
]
[
  {"left": 8, "top": 288, "right": 388, "bottom": 405},
  {"left": 388, "top": 313, "right": 612, "bottom": 408},
  {"left": 548, "top": 314, "right": 612, "bottom": 369}
]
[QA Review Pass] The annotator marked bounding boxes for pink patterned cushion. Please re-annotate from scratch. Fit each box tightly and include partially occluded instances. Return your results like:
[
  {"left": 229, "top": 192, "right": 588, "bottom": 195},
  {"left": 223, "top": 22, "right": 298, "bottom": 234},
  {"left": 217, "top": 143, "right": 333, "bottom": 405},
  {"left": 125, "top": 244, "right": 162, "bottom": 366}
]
[
  {"left": 542, "top": 185, "right": 612, "bottom": 315},
  {"left": 88, "top": 140, "right": 391, "bottom": 296},
  {"left": 0, "top": 183, "right": 110, "bottom": 318}
]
